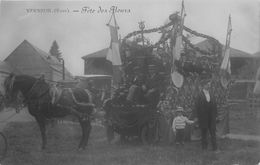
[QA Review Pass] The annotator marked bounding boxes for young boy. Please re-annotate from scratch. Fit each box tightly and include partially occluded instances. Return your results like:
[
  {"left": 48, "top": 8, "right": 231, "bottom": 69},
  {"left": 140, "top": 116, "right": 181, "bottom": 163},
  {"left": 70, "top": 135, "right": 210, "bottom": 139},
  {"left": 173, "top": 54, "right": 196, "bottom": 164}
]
[{"left": 172, "top": 107, "right": 194, "bottom": 145}]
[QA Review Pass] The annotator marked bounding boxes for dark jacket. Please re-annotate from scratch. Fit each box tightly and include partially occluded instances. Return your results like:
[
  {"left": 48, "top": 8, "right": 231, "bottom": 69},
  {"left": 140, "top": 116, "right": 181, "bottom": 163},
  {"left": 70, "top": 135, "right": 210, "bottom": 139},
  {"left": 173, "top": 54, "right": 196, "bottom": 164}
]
[{"left": 194, "top": 91, "right": 217, "bottom": 129}]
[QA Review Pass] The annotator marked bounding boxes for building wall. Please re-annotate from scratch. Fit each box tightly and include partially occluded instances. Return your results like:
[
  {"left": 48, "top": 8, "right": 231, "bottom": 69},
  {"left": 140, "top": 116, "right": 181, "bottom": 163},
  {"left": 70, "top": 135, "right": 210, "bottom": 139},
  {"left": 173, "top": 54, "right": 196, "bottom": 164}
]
[{"left": 84, "top": 58, "right": 113, "bottom": 75}]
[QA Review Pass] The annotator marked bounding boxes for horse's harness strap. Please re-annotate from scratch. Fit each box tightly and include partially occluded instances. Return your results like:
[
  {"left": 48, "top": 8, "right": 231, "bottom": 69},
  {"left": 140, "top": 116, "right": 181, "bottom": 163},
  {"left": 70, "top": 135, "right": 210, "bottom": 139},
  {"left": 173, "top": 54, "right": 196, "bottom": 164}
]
[{"left": 56, "top": 104, "right": 92, "bottom": 121}]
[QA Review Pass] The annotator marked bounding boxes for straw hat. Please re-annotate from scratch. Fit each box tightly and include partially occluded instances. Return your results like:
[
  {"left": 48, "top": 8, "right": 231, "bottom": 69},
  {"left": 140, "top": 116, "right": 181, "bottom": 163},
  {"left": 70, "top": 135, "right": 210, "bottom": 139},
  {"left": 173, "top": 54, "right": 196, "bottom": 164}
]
[{"left": 176, "top": 107, "right": 184, "bottom": 112}]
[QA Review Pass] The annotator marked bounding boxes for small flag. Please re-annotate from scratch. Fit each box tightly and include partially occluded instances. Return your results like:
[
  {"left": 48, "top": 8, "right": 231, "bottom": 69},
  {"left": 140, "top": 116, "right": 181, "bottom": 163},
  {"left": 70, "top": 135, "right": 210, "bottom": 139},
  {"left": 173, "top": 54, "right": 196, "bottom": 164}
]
[
  {"left": 220, "top": 15, "right": 232, "bottom": 88},
  {"left": 171, "top": 0, "right": 185, "bottom": 88},
  {"left": 106, "top": 25, "right": 122, "bottom": 66},
  {"left": 106, "top": 13, "right": 122, "bottom": 88}
]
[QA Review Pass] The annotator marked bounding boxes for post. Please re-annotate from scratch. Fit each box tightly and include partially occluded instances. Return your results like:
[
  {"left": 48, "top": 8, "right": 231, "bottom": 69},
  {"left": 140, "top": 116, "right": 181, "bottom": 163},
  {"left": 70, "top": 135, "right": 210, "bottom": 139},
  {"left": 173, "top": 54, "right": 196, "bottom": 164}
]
[
  {"left": 139, "top": 21, "right": 145, "bottom": 46},
  {"left": 61, "top": 58, "right": 65, "bottom": 80}
]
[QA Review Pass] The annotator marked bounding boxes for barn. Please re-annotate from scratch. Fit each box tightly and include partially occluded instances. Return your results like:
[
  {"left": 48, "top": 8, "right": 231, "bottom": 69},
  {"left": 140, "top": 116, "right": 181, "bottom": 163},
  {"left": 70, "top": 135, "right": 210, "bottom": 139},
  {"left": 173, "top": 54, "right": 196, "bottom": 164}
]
[{"left": 4, "top": 40, "right": 73, "bottom": 82}]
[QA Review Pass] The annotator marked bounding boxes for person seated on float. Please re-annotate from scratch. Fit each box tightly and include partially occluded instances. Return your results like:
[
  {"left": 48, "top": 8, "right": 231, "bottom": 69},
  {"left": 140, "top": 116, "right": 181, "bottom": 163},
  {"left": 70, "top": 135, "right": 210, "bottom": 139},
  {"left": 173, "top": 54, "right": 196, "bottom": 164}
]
[
  {"left": 126, "top": 76, "right": 145, "bottom": 105},
  {"left": 144, "top": 65, "right": 161, "bottom": 108}
]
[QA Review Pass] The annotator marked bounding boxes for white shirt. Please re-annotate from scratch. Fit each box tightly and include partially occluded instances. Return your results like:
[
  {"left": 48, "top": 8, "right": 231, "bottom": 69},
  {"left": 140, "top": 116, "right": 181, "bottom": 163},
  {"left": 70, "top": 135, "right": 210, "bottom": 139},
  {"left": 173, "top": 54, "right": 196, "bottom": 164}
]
[
  {"left": 203, "top": 89, "right": 210, "bottom": 102},
  {"left": 172, "top": 115, "right": 194, "bottom": 131}
]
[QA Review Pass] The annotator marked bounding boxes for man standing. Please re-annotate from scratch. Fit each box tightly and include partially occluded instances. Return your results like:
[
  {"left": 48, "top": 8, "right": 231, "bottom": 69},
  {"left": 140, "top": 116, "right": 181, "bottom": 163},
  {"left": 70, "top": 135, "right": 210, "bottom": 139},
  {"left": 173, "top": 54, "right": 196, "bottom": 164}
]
[{"left": 194, "top": 81, "right": 218, "bottom": 151}]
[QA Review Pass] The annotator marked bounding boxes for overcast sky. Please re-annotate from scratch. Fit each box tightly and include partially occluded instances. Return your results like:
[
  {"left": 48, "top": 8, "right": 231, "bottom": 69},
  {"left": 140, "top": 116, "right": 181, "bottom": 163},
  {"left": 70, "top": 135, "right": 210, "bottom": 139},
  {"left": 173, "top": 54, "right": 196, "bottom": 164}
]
[{"left": 0, "top": 0, "right": 259, "bottom": 75}]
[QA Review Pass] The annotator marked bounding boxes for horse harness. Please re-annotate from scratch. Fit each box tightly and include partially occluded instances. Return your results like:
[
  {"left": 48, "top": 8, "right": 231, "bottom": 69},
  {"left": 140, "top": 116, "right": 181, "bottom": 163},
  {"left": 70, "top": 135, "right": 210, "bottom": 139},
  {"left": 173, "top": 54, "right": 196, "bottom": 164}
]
[{"left": 7, "top": 75, "right": 94, "bottom": 120}]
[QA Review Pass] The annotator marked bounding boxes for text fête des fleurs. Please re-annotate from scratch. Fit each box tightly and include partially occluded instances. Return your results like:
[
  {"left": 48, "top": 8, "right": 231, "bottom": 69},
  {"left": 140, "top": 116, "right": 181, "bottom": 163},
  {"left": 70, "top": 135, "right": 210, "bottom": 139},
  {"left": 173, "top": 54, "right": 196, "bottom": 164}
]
[{"left": 81, "top": 6, "right": 130, "bottom": 14}]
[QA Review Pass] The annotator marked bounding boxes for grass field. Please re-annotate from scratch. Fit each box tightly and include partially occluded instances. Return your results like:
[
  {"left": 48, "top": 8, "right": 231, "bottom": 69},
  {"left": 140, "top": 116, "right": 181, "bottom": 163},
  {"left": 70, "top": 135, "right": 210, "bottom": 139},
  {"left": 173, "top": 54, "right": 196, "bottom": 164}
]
[
  {"left": 1, "top": 121, "right": 260, "bottom": 165},
  {"left": 229, "top": 103, "right": 260, "bottom": 135}
]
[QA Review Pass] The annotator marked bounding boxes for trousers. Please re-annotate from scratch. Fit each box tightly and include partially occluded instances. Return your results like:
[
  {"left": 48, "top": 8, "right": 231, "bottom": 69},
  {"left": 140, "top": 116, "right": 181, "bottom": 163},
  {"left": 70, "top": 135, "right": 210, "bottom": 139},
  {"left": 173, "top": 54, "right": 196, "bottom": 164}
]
[
  {"left": 200, "top": 127, "right": 217, "bottom": 151},
  {"left": 175, "top": 129, "right": 185, "bottom": 143}
]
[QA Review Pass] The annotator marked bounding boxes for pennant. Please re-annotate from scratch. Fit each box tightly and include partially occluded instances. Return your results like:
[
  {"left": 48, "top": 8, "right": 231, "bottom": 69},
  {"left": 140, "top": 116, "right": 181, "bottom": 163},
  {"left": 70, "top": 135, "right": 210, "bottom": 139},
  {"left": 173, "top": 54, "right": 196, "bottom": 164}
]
[
  {"left": 173, "top": 35, "right": 182, "bottom": 61},
  {"left": 106, "top": 25, "right": 122, "bottom": 66},
  {"left": 220, "top": 15, "right": 232, "bottom": 88},
  {"left": 106, "top": 14, "right": 122, "bottom": 88},
  {"left": 171, "top": 0, "right": 185, "bottom": 88}
]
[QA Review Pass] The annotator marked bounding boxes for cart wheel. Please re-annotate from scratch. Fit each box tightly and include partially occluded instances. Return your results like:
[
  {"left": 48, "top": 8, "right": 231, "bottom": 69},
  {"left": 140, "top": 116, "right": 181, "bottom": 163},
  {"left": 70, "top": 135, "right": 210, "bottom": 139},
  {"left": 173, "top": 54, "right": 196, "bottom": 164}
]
[{"left": 0, "top": 132, "right": 7, "bottom": 161}]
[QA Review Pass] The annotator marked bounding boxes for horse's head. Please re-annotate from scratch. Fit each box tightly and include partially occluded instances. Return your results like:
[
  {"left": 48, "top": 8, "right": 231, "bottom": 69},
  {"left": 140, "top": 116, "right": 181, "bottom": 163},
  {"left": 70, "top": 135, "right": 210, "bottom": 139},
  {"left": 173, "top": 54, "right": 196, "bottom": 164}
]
[
  {"left": 3, "top": 74, "right": 24, "bottom": 109},
  {"left": 3, "top": 74, "right": 43, "bottom": 110}
]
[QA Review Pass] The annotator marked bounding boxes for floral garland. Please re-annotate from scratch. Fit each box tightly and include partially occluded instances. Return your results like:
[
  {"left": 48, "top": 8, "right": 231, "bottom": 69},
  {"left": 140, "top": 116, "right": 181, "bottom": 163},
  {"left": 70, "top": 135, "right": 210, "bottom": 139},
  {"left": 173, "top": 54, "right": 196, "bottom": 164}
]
[{"left": 120, "top": 13, "right": 230, "bottom": 123}]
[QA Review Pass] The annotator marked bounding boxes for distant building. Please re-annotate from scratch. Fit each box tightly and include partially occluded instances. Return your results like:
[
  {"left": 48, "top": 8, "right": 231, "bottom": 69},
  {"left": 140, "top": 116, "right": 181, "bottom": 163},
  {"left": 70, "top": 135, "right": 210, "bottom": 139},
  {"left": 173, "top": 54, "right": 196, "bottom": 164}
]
[
  {"left": 81, "top": 48, "right": 112, "bottom": 75},
  {"left": 196, "top": 39, "right": 260, "bottom": 100},
  {"left": 195, "top": 39, "right": 260, "bottom": 80},
  {"left": 4, "top": 40, "right": 73, "bottom": 82}
]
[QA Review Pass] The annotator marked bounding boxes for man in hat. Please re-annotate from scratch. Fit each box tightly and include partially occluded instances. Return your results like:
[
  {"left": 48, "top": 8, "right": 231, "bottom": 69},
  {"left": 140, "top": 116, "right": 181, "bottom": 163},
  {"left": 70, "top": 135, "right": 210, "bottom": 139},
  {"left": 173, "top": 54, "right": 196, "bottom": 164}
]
[
  {"left": 193, "top": 80, "right": 218, "bottom": 151},
  {"left": 172, "top": 107, "right": 194, "bottom": 145}
]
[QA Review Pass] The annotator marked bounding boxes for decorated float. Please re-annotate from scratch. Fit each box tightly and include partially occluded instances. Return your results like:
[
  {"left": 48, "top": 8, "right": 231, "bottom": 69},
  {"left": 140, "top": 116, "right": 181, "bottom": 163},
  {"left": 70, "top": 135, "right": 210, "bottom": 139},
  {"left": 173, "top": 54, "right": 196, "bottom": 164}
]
[{"left": 104, "top": 3, "right": 232, "bottom": 143}]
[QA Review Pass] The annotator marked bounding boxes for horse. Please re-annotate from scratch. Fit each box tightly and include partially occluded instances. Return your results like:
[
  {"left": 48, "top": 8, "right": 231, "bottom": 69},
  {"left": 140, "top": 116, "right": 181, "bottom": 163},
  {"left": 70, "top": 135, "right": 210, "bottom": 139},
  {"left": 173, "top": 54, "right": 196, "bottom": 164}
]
[{"left": 3, "top": 74, "right": 94, "bottom": 150}]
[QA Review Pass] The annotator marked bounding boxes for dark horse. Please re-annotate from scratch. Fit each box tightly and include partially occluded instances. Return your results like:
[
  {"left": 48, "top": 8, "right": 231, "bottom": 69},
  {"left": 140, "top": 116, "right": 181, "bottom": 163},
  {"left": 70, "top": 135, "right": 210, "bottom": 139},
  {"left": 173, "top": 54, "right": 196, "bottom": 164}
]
[{"left": 3, "top": 74, "right": 94, "bottom": 150}]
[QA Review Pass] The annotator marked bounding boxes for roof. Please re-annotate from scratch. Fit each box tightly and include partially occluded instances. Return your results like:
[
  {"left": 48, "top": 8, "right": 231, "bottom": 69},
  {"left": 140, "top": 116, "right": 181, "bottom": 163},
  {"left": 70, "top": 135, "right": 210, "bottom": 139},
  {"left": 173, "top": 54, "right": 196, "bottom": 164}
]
[
  {"left": 6, "top": 40, "right": 73, "bottom": 78},
  {"left": 253, "top": 51, "right": 260, "bottom": 57},
  {"left": 195, "top": 39, "right": 253, "bottom": 58},
  {"left": 0, "top": 61, "right": 20, "bottom": 74},
  {"left": 82, "top": 48, "right": 109, "bottom": 60}
]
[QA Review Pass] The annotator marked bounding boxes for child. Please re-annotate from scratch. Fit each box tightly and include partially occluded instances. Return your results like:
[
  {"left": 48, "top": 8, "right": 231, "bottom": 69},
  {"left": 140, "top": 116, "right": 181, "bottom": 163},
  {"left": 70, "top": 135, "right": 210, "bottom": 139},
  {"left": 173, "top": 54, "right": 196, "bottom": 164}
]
[{"left": 172, "top": 107, "right": 194, "bottom": 145}]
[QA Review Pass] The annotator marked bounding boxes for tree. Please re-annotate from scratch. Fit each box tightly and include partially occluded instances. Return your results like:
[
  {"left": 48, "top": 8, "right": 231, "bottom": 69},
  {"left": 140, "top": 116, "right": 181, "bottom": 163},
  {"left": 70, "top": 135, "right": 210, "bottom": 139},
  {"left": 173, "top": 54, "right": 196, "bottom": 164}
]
[{"left": 49, "top": 40, "right": 62, "bottom": 61}]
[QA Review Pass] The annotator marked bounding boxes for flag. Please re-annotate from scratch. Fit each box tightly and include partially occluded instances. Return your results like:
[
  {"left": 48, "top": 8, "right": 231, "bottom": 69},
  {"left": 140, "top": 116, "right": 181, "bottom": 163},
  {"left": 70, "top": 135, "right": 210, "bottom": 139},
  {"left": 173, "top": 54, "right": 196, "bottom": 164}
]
[
  {"left": 106, "top": 25, "right": 122, "bottom": 66},
  {"left": 172, "top": 0, "right": 185, "bottom": 61},
  {"left": 171, "top": 0, "right": 185, "bottom": 88},
  {"left": 220, "top": 15, "right": 232, "bottom": 88},
  {"left": 106, "top": 14, "right": 122, "bottom": 88}
]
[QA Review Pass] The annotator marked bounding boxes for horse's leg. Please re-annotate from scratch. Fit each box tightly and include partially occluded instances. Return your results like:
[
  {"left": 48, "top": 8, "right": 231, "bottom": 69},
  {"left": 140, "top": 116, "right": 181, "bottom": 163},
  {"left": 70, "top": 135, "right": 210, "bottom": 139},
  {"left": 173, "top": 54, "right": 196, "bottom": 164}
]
[
  {"left": 78, "top": 119, "right": 86, "bottom": 150},
  {"left": 35, "top": 116, "right": 47, "bottom": 150},
  {"left": 82, "top": 119, "right": 92, "bottom": 149}
]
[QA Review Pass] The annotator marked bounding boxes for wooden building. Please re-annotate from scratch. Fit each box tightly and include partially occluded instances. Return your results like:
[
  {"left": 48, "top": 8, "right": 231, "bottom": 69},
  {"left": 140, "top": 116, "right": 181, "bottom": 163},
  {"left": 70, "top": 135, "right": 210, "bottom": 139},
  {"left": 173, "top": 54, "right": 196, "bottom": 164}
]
[
  {"left": 81, "top": 48, "right": 112, "bottom": 75},
  {"left": 196, "top": 39, "right": 260, "bottom": 100},
  {"left": 4, "top": 40, "right": 73, "bottom": 82}
]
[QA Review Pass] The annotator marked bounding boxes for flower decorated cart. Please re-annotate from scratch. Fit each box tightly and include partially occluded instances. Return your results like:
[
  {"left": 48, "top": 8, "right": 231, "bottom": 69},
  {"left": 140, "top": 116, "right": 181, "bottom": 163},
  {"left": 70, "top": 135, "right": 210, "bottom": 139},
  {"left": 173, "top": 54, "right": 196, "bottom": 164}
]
[{"left": 104, "top": 5, "right": 232, "bottom": 143}]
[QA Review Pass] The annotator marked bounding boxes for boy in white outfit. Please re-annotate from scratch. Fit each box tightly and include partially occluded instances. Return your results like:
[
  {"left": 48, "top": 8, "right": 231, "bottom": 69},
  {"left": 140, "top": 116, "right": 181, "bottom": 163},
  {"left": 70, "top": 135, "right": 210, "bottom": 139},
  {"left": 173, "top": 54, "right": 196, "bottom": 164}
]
[{"left": 172, "top": 107, "right": 194, "bottom": 145}]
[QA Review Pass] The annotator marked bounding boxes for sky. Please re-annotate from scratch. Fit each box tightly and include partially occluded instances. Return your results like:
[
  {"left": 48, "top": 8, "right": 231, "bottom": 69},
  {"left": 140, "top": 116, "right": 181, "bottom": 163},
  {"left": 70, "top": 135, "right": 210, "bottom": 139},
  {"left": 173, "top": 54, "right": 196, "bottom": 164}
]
[{"left": 0, "top": 0, "right": 259, "bottom": 75}]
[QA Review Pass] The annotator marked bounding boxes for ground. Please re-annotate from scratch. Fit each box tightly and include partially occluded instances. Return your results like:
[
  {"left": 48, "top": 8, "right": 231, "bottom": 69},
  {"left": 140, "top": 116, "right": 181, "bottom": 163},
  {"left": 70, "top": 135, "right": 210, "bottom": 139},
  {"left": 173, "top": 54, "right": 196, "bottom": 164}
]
[
  {"left": 229, "top": 102, "right": 260, "bottom": 135},
  {"left": 1, "top": 121, "right": 260, "bottom": 165}
]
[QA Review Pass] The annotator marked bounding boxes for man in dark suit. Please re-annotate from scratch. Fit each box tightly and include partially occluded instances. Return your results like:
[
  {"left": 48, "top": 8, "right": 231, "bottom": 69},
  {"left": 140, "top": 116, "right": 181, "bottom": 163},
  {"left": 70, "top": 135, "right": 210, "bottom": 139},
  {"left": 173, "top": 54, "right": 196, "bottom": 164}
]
[{"left": 194, "top": 81, "right": 218, "bottom": 151}]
